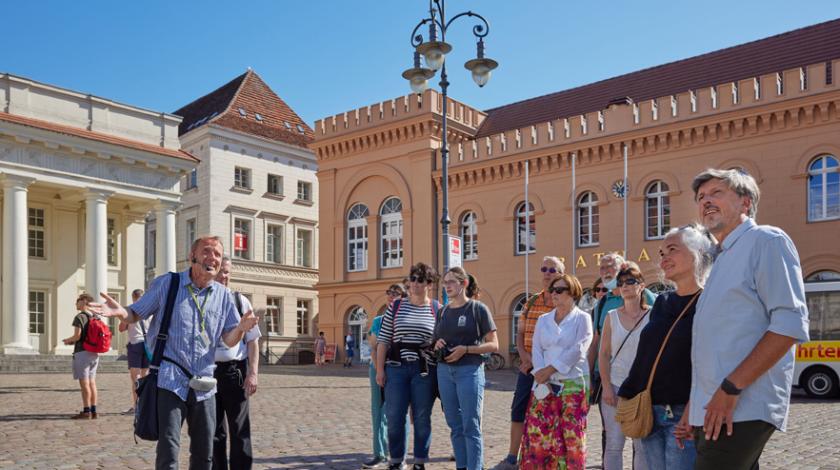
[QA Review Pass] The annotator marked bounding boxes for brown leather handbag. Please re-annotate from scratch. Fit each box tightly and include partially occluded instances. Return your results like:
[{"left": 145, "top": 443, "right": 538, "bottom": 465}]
[{"left": 615, "top": 291, "right": 700, "bottom": 438}]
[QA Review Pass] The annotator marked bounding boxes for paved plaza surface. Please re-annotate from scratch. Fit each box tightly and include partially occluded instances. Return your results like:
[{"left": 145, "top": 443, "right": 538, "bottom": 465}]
[{"left": 0, "top": 365, "right": 837, "bottom": 469}]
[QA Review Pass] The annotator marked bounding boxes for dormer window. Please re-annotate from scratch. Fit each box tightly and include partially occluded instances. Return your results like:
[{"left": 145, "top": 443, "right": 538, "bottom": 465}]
[
  {"left": 255, "top": 113, "right": 264, "bottom": 122},
  {"left": 238, "top": 108, "right": 247, "bottom": 117}
]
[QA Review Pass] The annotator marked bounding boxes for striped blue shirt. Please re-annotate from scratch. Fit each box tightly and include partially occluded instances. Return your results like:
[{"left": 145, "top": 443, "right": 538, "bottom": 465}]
[{"left": 130, "top": 269, "right": 239, "bottom": 402}]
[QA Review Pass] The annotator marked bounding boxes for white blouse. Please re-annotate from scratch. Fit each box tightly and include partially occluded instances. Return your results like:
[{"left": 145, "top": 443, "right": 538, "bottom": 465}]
[{"left": 530, "top": 306, "right": 593, "bottom": 386}]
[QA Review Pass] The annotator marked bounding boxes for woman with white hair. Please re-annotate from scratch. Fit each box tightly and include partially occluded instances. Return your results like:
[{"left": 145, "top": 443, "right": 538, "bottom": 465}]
[{"left": 617, "top": 223, "right": 715, "bottom": 469}]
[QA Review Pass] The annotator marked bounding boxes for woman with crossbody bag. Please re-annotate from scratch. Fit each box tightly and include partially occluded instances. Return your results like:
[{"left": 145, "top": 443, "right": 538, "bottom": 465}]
[
  {"left": 616, "top": 224, "right": 715, "bottom": 469},
  {"left": 598, "top": 264, "right": 652, "bottom": 470}
]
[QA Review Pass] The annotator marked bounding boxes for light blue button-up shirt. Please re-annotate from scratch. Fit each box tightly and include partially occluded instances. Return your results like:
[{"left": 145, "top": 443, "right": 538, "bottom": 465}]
[
  {"left": 689, "top": 218, "right": 809, "bottom": 431},
  {"left": 130, "top": 269, "right": 239, "bottom": 402}
]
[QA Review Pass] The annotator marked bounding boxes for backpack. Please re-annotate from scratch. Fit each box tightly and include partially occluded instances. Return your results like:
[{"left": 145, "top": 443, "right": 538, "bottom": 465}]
[{"left": 83, "top": 313, "right": 112, "bottom": 353}]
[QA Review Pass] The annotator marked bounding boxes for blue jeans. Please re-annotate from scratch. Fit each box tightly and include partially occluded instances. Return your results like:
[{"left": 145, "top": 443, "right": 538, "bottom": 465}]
[
  {"left": 639, "top": 404, "right": 696, "bottom": 470},
  {"left": 437, "top": 363, "right": 485, "bottom": 470},
  {"left": 384, "top": 361, "right": 434, "bottom": 464}
]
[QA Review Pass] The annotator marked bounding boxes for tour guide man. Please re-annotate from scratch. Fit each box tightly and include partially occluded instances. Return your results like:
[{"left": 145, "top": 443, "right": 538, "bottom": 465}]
[
  {"left": 687, "top": 169, "right": 809, "bottom": 469},
  {"left": 93, "top": 235, "right": 259, "bottom": 470}
]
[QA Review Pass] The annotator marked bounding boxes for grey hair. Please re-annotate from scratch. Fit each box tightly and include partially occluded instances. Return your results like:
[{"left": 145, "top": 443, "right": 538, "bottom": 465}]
[
  {"left": 600, "top": 252, "right": 625, "bottom": 269},
  {"left": 190, "top": 235, "right": 224, "bottom": 255},
  {"left": 659, "top": 223, "right": 716, "bottom": 288},
  {"left": 691, "top": 168, "right": 760, "bottom": 218},
  {"left": 542, "top": 256, "right": 566, "bottom": 274}
]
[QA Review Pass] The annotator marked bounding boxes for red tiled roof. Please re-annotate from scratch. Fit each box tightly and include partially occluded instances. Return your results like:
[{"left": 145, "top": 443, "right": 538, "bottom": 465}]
[
  {"left": 477, "top": 18, "right": 840, "bottom": 137},
  {"left": 0, "top": 111, "right": 198, "bottom": 162},
  {"left": 174, "top": 70, "right": 314, "bottom": 148}
]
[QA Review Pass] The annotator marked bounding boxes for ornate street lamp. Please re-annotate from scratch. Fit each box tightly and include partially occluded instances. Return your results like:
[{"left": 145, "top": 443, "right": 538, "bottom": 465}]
[{"left": 402, "top": 0, "right": 498, "bottom": 281}]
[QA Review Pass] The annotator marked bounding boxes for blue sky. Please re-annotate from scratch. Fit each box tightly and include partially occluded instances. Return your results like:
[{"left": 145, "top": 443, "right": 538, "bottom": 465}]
[{"left": 4, "top": 1, "right": 839, "bottom": 126}]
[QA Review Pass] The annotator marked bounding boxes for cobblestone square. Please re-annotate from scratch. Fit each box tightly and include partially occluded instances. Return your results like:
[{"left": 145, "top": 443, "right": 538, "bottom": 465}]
[{"left": 0, "top": 366, "right": 837, "bottom": 469}]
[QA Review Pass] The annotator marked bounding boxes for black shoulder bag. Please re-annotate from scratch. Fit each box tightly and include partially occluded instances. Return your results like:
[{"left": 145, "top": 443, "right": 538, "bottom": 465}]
[{"left": 134, "top": 272, "right": 180, "bottom": 442}]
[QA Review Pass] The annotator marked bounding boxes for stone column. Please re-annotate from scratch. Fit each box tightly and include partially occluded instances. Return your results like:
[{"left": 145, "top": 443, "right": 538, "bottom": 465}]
[
  {"left": 2, "top": 174, "right": 35, "bottom": 354},
  {"left": 85, "top": 190, "right": 112, "bottom": 304},
  {"left": 155, "top": 200, "right": 178, "bottom": 276}
]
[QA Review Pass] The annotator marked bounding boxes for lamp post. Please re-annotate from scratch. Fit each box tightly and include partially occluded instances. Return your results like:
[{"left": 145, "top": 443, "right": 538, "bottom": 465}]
[{"left": 402, "top": 0, "right": 498, "bottom": 281}]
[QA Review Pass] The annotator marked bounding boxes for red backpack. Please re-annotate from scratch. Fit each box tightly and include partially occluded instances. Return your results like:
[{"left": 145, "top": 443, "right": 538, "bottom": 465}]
[{"left": 83, "top": 314, "right": 112, "bottom": 353}]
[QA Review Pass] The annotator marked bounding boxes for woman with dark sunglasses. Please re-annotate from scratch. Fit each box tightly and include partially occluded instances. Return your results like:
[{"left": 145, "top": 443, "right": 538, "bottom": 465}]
[
  {"left": 519, "top": 273, "right": 593, "bottom": 469},
  {"left": 598, "top": 264, "right": 652, "bottom": 470},
  {"left": 376, "top": 263, "right": 441, "bottom": 470}
]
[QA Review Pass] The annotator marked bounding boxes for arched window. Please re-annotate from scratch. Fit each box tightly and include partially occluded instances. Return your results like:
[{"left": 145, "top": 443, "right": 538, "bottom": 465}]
[
  {"left": 515, "top": 202, "right": 536, "bottom": 255},
  {"left": 808, "top": 155, "right": 839, "bottom": 221},
  {"left": 347, "top": 203, "right": 369, "bottom": 272},
  {"left": 461, "top": 211, "right": 478, "bottom": 261},
  {"left": 804, "top": 271, "right": 840, "bottom": 340},
  {"left": 511, "top": 294, "right": 528, "bottom": 346},
  {"left": 577, "top": 191, "right": 599, "bottom": 247},
  {"left": 380, "top": 197, "right": 403, "bottom": 268},
  {"left": 645, "top": 181, "right": 671, "bottom": 239}
]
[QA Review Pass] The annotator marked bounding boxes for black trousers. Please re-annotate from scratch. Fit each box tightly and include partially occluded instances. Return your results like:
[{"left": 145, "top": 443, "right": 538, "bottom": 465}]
[
  {"left": 693, "top": 420, "right": 775, "bottom": 470},
  {"left": 212, "top": 359, "right": 252, "bottom": 470}
]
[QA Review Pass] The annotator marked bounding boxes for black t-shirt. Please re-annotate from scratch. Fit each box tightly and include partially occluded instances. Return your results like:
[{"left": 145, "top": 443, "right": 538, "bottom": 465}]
[
  {"left": 71, "top": 312, "right": 91, "bottom": 354},
  {"left": 617, "top": 290, "right": 699, "bottom": 405},
  {"left": 434, "top": 300, "right": 496, "bottom": 366}
]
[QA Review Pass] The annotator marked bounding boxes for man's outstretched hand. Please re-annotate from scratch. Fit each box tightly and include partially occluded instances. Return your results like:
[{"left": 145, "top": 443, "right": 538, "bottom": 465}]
[{"left": 88, "top": 292, "right": 128, "bottom": 320}]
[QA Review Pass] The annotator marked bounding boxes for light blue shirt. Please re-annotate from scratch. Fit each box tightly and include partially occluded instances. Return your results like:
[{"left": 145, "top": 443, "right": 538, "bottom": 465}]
[
  {"left": 130, "top": 269, "right": 239, "bottom": 402},
  {"left": 689, "top": 218, "right": 809, "bottom": 431}
]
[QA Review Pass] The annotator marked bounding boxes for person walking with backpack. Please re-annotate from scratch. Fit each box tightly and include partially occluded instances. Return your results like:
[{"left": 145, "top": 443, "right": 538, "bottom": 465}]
[
  {"left": 376, "top": 262, "right": 441, "bottom": 470},
  {"left": 62, "top": 293, "right": 106, "bottom": 419},
  {"left": 433, "top": 268, "right": 498, "bottom": 470}
]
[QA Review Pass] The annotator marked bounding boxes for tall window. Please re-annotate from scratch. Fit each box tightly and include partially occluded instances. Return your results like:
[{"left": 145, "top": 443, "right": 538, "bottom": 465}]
[
  {"left": 267, "top": 174, "right": 283, "bottom": 196},
  {"left": 297, "top": 181, "right": 312, "bottom": 202},
  {"left": 808, "top": 155, "right": 840, "bottom": 221},
  {"left": 234, "top": 218, "right": 251, "bottom": 260},
  {"left": 185, "top": 168, "right": 197, "bottom": 190},
  {"left": 460, "top": 211, "right": 478, "bottom": 261},
  {"left": 380, "top": 197, "right": 403, "bottom": 268},
  {"left": 511, "top": 294, "right": 528, "bottom": 346},
  {"left": 29, "top": 290, "right": 46, "bottom": 334},
  {"left": 347, "top": 203, "right": 369, "bottom": 272},
  {"left": 645, "top": 181, "right": 671, "bottom": 239},
  {"left": 234, "top": 167, "right": 251, "bottom": 189},
  {"left": 107, "top": 218, "right": 118, "bottom": 266},
  {"left": 515, "top": 202, "right": 536, "bottom": 255},
  {"left": 577, "top": 191, "right": 599, "bottom": 247},
  {"left": 296, "top": 229, "right": 313, "bottom": 267},
  {"left": 266, "top": 224, "right": 283, "bottom": 263},
  {"left": 296, "top": 300, "right": 310, "bottom": 335},
  {"left": 266, "top": 297, "right": 282, "bottom": 334},
  {"left": 28, "top": 208, "right": 45, "bottom": 258},
  {"left": 185, "top": 219, "right": 196, "bottom": 254}
]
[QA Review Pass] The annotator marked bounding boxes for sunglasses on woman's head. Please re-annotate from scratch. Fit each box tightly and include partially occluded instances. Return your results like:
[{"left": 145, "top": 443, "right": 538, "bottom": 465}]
[
  {"left": 549, "top": 286, "right": 570, "bottom": 294},
  {"left": 617, "top": 278, "right": 641, "bottom": 287},
  {"left": 540, "top": 266, "right": 558, "bottom": 273}
]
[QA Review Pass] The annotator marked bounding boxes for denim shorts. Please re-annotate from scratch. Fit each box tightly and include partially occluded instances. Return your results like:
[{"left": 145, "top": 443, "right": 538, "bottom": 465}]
[
  {"left": 510, "top": 370, "right": 535, "bottom": 422},
  {"left": 127, "top": 341, "right": 150, "bottom": 369}
]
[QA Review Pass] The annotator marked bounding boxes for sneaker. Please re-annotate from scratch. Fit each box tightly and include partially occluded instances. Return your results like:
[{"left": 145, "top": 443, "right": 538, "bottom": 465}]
[
  {"left": 91, "top": 412, "right": 98, "bottom": 420},
  {"left": 412, "top": 465, "right": 425, "bottom": 470},
  {"left": 363, "top": 456, "right": 387, "bottom": 469},
  {"left": 489, "top": 458, "right": 518, "bottom": 470},
  {"left": 122, "top": 407, "right": 134, "bottom": 415},
  {"left": 387, "top": 463, "right": 406, "bottom": 470},
  {"left": 70, "top": 411, "right": 92, "bottom": 420}
]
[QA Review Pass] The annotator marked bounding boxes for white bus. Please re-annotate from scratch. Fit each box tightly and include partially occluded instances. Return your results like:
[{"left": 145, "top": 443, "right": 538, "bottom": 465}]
[{"left": 794, "top": 274, "right": 840, "bottom": 399}]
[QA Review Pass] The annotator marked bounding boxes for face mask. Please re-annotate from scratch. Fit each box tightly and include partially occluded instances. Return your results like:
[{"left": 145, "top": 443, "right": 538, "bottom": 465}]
[{"left": 604, "top": 278, "right": 617, "bottom": 291}]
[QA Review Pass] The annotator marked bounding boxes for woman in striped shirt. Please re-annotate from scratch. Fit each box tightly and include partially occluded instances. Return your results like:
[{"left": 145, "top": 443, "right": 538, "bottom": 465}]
[{"left": 376, "top": 262, "right": 441, "bottom": 470}]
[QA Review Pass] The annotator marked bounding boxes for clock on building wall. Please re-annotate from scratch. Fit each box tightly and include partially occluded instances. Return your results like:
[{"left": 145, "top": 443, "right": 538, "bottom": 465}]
[{"left": 612, "top": 180, "right": 628, "bottom": 199}]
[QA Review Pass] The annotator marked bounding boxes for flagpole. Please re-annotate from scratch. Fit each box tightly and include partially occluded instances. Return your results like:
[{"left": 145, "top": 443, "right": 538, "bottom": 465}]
[
  {"left": 623, "top": 143, "right": 628, "bottom": 256},
  {"left": 524, "top": 160, "right": 530, "bottom": 298},
  {"left": 571, "top": 152, "right": 576, "bottom": 276}
]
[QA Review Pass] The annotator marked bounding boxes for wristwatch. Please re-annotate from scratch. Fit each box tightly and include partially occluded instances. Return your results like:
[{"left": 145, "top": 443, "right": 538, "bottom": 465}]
[{"left": 720, "top": 378, "right": 742, "bottom": 395}]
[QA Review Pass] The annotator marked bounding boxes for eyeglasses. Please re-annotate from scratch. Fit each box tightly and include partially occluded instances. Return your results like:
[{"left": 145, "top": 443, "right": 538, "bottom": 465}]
[
  {"left": 549, "top": 286, "right": 570, "bottom": 295},
  {"left": 409, "top": 275, "right": 432, "bottom": 284},
  {"left": 540, "top": 266, "right": 558, "bottom": 274},
  {"left": 617, "top": 278, "right": 641, "bottom": 287},
  {"left": 594, "top": 287, "right": 609, "bottom": 293}
]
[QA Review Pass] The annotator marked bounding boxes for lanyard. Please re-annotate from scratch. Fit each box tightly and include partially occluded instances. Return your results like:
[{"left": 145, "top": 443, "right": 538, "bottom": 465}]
[{"left": 187, "top": 285, "right": 210, "bottom": 333}]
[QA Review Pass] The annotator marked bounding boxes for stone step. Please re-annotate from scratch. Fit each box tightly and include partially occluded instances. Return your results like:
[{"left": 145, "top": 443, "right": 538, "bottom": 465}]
[{"left": 0, "top": 354, "right": 129, "bottom": 374}]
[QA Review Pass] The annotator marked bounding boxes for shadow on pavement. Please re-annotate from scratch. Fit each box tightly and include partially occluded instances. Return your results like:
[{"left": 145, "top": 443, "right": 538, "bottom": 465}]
[
  {"left": 254, "top": 453, "right": 452, "bottom": 470},
  {"left": 0, "top": 413, "right": 75, "bottom": 421}
]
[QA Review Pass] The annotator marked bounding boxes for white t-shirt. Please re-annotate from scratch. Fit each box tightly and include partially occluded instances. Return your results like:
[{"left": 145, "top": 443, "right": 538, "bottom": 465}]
[
  {"left": 127, "top": 317, "right": 153, "bottom": 345},
  {"left": 214, "top": 292, "right": 262, "bottom": 362},
  {"left": 607, "top": 307, "right": 650, "bottom": 387}
]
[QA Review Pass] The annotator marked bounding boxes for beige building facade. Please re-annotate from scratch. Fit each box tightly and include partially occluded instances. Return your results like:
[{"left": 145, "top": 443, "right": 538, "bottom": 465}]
[
  {"left": 0, "top": 73, "right": 196, "bottom": 355},
  {"left": 313, "top": 20, "right": 840, "bottom": 359}
]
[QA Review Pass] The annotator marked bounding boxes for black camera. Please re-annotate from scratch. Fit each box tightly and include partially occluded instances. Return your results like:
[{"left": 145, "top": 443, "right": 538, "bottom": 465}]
[{"left": 435, "top": 346, "right": 453, "bottom": 362}]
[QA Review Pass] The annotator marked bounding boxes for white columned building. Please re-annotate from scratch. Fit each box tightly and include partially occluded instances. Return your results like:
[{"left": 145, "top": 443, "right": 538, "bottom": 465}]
[{"left": 0, "top": 73, "right": 197, "bottom": 355}]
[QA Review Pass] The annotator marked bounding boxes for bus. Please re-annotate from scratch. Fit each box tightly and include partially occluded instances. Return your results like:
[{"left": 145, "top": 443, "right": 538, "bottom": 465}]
[{"left": 794, "top": 276, "right": 840, "bottom": 398}]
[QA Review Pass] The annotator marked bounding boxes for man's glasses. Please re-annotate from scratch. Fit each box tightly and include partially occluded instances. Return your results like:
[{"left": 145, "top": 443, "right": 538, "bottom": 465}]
[
  {"left": 549, "top": 286, "right": 570, "bottom": 295},
  {"left": 540, "top": 266, "right": 558, "bottom": 274},
  {"left": 409, "top": 275, "right": 432, "bottom": 284},
  {"left": 617, "top": 278, "right": 641, "bottom": 287}
]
